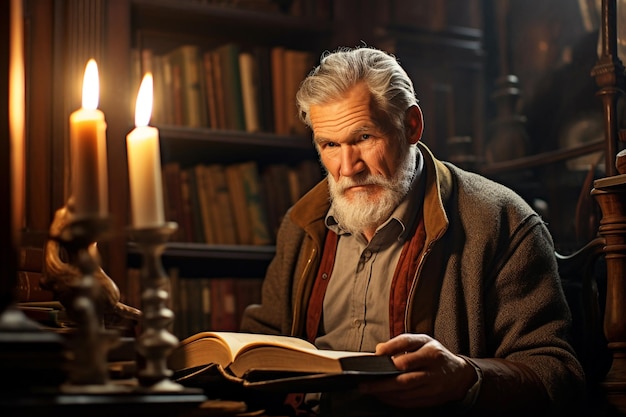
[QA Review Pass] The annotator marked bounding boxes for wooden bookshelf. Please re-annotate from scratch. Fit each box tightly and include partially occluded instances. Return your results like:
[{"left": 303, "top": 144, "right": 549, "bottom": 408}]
[
  {"left": 13, "top": 0, "right": 496, "bottom": 333},
  {"left": 123, "top": 0, "right": 328, "bottom": 326},
  {"left": 157, "top": 125, "right": 317, "bottom": 168},
  {"left": 131, "top": 0, "right": 332, "bottom": 47},
  {"left": 127, "top": 242, "right": 275, "bottom": 279}
]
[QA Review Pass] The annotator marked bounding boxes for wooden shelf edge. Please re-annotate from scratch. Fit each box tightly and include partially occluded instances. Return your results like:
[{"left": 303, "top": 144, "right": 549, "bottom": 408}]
[
  {"left": 128, "top": 242, "right": 275, "bottom": 260},
  {"left": 126, "top": 242, "right": 275, "bottom": 278},
  {"left": 478, "top": 139, "right": 605, "bottom": 175},
  {"left": 157, "top": 126, "right": 318, "bottom": 167},
  {"left": 157, "top": 125, "right": 313, "bottom": 150}
]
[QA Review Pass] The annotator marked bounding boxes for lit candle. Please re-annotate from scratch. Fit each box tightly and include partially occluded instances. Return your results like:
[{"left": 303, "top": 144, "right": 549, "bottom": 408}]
[
  {"left": 70, "top": 59, "right": 108, "bottom": 217},
  {"left": 126, "top": 73, "right": 165, "bottom": 228}
]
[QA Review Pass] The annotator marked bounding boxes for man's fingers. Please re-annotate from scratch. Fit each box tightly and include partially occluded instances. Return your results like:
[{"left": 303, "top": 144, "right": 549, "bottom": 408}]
[{"left": 375, "top": 333, "right": 433, "bottom": 356}]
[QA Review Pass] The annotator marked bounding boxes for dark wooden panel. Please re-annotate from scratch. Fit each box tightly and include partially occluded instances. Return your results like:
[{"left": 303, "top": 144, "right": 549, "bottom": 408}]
[
  {"left": 127, "top": 242, "right": 274, "bottom": 278},
  {"left": 0, "top": 0, "right": 16, "bottom": 311},
  {"left": 25, "top": 0, "right": 55, "bottom": 234}
]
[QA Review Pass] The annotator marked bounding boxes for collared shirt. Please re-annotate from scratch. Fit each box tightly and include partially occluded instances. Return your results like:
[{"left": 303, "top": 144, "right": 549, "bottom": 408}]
[{"left": 316, "top": 150, "right": 425, "bottom": 352}]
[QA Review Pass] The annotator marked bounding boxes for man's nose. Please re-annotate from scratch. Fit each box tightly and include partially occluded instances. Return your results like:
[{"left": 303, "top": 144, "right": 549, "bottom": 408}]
[{"left": 339, "top": 145, "right": 363, "bottom": 177}]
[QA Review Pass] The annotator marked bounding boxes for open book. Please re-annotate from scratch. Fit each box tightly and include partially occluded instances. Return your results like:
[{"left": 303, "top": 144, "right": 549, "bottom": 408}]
[{"left": 168, "top": 331, "right": 400, "bottom": 392}]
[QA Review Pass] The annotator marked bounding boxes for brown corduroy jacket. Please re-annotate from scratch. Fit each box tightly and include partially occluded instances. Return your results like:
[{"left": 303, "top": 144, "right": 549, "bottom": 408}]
[{"left": 241, "top": 143, "right": 585, "bottom": 416}]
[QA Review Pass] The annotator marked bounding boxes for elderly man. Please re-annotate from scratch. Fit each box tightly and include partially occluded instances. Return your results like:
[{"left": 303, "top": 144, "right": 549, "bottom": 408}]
[{"left": 241, "top": 46, "right": 584, "bottom": 416}]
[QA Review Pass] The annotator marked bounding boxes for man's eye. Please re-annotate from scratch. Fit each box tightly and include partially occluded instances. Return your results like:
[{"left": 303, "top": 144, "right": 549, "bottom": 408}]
[
  {"left": 326, "top": 142, "right": 338, "bottom": 148},
  {"left": 360, "top": 134, "right": 371, "bottom": 140}
]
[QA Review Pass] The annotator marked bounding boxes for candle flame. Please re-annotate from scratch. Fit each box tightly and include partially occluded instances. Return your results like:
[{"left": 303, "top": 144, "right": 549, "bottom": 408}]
[
  {"left": 135, "top": 73, "right": 153, "bottom": 127},
  {"left": 82, "top": 59, "right": 100, "bottom": 110}
]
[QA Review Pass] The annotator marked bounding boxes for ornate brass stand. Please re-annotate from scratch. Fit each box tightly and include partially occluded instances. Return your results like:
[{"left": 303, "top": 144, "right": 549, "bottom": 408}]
[
  {"left": 130, "top": 222, "right": 183, "bottom": 391},
  {"left": 54, "top": 215, "right": 121, "bottom": 391}
]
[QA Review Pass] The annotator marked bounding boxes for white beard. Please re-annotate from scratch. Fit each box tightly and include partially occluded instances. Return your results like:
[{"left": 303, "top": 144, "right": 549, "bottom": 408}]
[{"left": 328, "top": 145, "right": 417, "bottom": 235}]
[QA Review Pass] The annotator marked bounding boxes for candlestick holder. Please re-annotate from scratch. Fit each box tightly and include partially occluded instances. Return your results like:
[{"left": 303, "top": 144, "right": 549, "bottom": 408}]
[
  {"left": 130, "top": 222, "right": 183, "bottom": 391},
  {"left": 53, "top": 214, "right": 121, "bottom": 391}
]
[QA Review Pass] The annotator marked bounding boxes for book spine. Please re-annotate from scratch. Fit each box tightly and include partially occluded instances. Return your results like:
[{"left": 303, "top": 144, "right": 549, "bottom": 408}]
[
  {"left": 162, "top": 162, "right": 186, "bottom": 242},
  {"left": 210, "top": 278, "right": 238, "bottom": 331},
  {"left": 179, "top": 168, "right": 197, "bottom": 242},
  {"left": 170, "top": 62, "right": 184, "bottom": 125},
  {"left": 234, "top": 278, "right": 263, "bottom": 329},
  {"left": 254, "top": 46, "right": 275, "bottom": 133},
  {"left": 207, "top": 164, "right": 238, "bottom": 244},
  {"left": 18, "top": 246, "right": 44, "bottom": 272},
  {"left": 202, "top": 165, "right": 227, "bottom": 244},
  {"left": 261, "top": 164, "right": 292, "bottom": 237},
  {"left": 14, "top": 271, "right": 54, "bottom": 303},
  {"left": 194, "top": 164, "right": 217, "bottom": 244},
  {"left": 225, "top": 163, "right": 254, "bottom": 245},
  {"left": 217, "top": 43, "right": 246, "bottom": 131},
  {"left": 284, "top": 49, "right": 313, "bottom": 136},
  {"left": 271, "top": 46, "right": 287, "bottom": 135},
  {"left": 152, "top": 54, "right": 172, "bottom": 126},
  {"left": 160, "top": 55, "right": 175, "bottom": 125},
  {"left": 202, "top": 51, "right": 220, "bottom": 130},
  {"left": 17, "top": 305, "right": 71, "bottom": 328},
  {"left": 239, "top": 51, "right": 261, "bottom": 133},
  {"left": 239, "top": 162, "right": 272, "bottom": 245},
  {"left": 210, "top": 50, "right": 228, "bottom": 130},
  {"left": 180, "top": 45, "right": 207, "bottom": 127},
  {"left": 122, "top": 268, "right": 142, "bottom": 310},
  {"left": 200, "top": 278, "right": 212, "bottom": 332},
  {"left": 185, "top": 167, "right": 207, "bottom": 243}
]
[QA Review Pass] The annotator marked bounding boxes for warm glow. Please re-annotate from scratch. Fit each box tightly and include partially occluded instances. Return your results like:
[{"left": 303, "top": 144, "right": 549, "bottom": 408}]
[
  {"left": 10, "top": 0, "right": 25, "bottom": 244},
  {"left": 82, "top": 59, "right": 99, "bottom": 110},
  {"left": 135, "top": 73, "right": 153, "bottom": 127}
]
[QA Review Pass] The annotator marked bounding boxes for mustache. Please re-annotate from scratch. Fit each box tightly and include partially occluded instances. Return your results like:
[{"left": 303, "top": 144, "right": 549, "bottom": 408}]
[
  {"left": 335, "top": 175, "right": 384, "bottom": 190},
  {"left": 333, "top": 174, "right": 402, "bottom": 194}
]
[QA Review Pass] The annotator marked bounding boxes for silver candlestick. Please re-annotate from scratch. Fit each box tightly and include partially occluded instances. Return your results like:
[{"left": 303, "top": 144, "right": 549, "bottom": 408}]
[{"left": 130, "top": 221, "right": 183, "bottom": 391}]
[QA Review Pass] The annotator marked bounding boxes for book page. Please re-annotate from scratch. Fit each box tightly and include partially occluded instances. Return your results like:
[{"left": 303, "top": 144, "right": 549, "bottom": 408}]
[
  {"left": 173, "top": 332, "right": 376, "bottom": 375},
  {"left": 228, "top": 334, "right": 377, "bottom": 362},
  {"left": 218, "top": 332, "right": 318, "bottom": 357},
  {"left": 230, "top": 346, "right": 384, "bottom": 378},
  {"left": 180, "top": 331, "right": 318, "bottom": 358}
]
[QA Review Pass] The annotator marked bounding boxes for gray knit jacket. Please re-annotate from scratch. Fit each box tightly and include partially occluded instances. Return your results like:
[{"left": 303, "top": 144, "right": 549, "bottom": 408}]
[{"left": 241, "top": 143, "right": 585, "bottom": 416}]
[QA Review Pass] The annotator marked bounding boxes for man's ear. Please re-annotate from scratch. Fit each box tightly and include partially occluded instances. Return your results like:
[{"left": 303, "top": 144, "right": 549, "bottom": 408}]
[{"left": 405, "top": 105, "right": 424, "bottom": 144}]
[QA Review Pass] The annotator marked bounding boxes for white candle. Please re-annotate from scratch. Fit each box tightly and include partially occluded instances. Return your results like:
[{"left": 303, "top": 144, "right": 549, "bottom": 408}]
[
  {"left": 126, "top": 73, "right": 165, "bottom": 228},
  {"left": 70, "top": 59, "right": 108, "bottom": 217}
]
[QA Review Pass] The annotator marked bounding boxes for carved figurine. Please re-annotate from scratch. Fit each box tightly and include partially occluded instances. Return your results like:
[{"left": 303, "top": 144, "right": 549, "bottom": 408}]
[{"left": 42, "top": 200, "right": 141, "bottom": 329}]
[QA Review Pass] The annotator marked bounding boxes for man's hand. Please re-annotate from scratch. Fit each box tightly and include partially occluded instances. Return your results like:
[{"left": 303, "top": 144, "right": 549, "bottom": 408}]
[{"left": 359, "top": 333, "right": 478, "bottom": 408}]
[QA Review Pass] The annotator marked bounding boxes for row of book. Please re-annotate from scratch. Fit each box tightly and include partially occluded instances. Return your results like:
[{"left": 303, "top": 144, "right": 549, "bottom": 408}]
[
  {"left": 14, "top": 250, "right": 260, "bottom": 348},
  {"left": 168, "top": 270, "right": 263, "bottom": 340},
  {"left": 134, "top": 42, "right": 316, "bottom": 136},
  {"left": 122, "top": 266, "right": 262, "bottom": 340},
  {"left": 15, "top": 270, "right": 52, "bottom": 303},
  {"left": 15, "top": 269, "right": 260, "bottom": 340},
  {"left": 16, "top": 301, "right": 72, "bottom": 330},
  {"left": 161, "top": 159, "right": 323, "bottom": 244}
]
